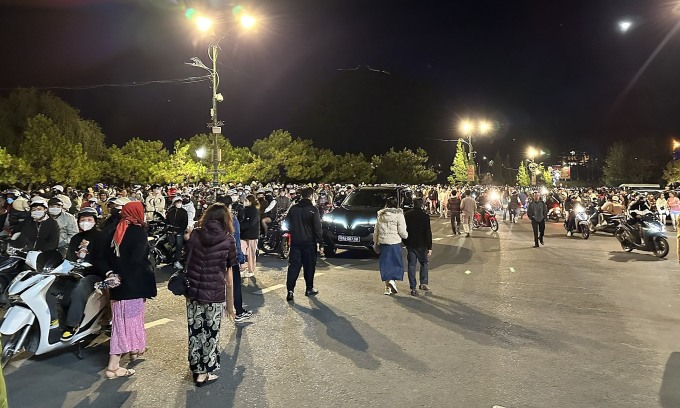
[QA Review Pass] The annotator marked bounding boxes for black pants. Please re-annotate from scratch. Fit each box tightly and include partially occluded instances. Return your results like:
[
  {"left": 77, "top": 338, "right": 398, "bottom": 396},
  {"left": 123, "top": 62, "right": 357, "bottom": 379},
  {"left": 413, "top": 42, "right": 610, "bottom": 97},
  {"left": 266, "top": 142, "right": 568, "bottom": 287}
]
[
  {"left": 232, "top": 263, "right": 244, "bottom": 315},
  {"left": 450, "top": 212, "right": 461, "bottom": 233},
  {"left": 286, "top": 243, "right": 317, "bottom": 292},
  {"left": 531, "top": 219, "right": 545, "bottom": 245}
]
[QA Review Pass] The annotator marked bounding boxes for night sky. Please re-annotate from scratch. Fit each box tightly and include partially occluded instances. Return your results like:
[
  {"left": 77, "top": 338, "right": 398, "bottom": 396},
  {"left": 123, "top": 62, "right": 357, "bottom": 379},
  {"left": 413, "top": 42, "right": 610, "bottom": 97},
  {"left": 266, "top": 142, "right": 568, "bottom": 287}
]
[{"left": 2, "top": 0, "right": 680, "bottom": 168}]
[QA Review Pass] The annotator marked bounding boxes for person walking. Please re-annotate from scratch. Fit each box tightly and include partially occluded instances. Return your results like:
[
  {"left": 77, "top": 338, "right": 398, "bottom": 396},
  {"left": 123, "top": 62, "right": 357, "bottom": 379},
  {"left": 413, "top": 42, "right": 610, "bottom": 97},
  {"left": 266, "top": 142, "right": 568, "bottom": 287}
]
[
  {"left": 527, "top": 191, "right": 548, "bottom": 248},
  {"left": 166, "top": 196, "right": 189, "bottom": 269},
  {"left": 447, "top": 190, "right": 462, "bottom": 234},
  {"left": 104, "top": 201, "right": 157, "bottom": 379},
  {"left": 239, "top": 194, "right": 260, "bottom": 278},
  {"left": 285, "top": 187, "right": 322, "bottom": 302},
  {"left": 460, "top": 190, "right": 476, "bottom": 238},
  {"left": 403, "top": 198, "right": 432, "bottom": 296},
  {"left": 184, "top": 203, "right": 237, "bottom": 387},
  {"left": 373, "top": 197, "right": 408, "bottom": 295}
]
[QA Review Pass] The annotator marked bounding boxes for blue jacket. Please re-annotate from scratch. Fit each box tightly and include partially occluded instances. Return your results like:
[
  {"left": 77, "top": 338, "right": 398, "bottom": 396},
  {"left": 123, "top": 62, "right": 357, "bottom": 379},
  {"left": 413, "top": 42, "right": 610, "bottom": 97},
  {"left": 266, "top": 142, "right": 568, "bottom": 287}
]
[{"left": 232, "top": 215, "right": 245, "bottom": 264}]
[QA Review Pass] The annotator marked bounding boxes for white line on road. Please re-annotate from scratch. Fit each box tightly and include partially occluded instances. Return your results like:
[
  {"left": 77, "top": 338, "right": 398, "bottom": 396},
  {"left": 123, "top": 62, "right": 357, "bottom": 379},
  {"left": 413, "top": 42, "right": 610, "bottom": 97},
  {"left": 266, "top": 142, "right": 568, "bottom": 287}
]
[
  {"left": 465, "top": 270, "right": 472, "bottom": 275},
  {"left": 334, "top": 264, "right": 352, "bottom": 269},
  {"left": 144, "top": 318, "right": 173, "bottom": 329},
  {"left": 433, "top": 237, "right": 443, "bottom": 241},
  {"left": 509, "top": 267, "right": 516, "bottom": 272}
]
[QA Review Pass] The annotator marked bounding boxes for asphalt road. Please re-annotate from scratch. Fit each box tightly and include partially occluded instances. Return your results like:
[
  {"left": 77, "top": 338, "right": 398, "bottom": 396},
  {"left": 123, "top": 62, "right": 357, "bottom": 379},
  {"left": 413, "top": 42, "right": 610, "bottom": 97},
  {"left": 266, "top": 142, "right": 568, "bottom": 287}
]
[{"left": 5, "top": 215, "right": 680, "bottom": 408}]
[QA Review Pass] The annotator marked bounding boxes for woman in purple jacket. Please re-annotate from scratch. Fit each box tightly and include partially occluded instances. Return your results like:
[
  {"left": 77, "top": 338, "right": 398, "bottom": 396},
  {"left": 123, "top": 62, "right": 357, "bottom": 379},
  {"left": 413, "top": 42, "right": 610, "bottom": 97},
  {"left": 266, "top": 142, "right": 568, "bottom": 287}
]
[{"left": 184, "top": 203, "right": 237, "bottom": 387}]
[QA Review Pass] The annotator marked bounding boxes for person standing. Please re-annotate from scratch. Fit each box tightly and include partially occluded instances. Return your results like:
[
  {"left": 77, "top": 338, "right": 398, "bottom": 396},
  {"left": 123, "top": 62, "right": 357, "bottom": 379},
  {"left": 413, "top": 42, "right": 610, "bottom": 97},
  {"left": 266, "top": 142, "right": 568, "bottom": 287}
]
[
  {"left": 527, "top": 191, "right": 548, "bottom": 248},
  {"left": 460, "top": 190, "right": 477, "bottom": 238},
  {"left": 239, "top": 194, "right": 260, "bottom": 278},
  {"left": 285, "top": 187, "right": 322, "bottom": 302},
  {"left": 184, "top": 203, "right": 237, "bottom": 387},
  {"left": 447, "top": 190, "right": 462, "bottom": 235},
  {"left": 166, "top": 197, "right": 189, "bottom": 269},
  {"left": 667, "top": 192, "right": 680, "bottom": 231},
  {"left": 104, "top": 201, "right": 157, "bottom": 379},
  {"left": 403, "top": 198, "right": 432, "bottom": 296},
  {"left": 47, "top": 197, "right": 79, "bottom": 257},
  {"left": 144, "top": 185, "right": 165, "bottom": 221},
  {"left": 373, "top": 197, "right": 408, "bottom": 295}
]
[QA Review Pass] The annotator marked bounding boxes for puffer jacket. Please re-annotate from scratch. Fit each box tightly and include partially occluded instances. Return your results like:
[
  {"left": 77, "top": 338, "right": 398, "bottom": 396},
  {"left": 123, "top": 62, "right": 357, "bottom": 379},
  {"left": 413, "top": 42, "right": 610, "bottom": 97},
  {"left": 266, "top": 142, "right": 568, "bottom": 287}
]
[
  {"left": 185, "top": 220, "right": 237, "bottom": 303},
  {"left": 373, "top": 207, "right": 408, "bottom": 246}
]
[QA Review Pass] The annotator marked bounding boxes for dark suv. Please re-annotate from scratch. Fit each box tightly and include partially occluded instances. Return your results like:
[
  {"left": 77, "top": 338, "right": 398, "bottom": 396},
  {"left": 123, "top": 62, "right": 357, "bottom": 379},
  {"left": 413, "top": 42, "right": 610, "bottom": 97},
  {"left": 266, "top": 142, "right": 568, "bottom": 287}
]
[{"left": 322, "top": 185, "right": 413, "bottom": 256}]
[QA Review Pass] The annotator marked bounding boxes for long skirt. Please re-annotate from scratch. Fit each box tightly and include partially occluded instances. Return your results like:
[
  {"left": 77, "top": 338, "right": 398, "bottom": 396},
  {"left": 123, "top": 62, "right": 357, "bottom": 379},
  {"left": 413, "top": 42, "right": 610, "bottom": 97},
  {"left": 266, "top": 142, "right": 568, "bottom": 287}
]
[
  {"left": 187, "top": 300, "right": 224, "bottom": 374},
  {"left": 379, "top": 243, "right": 404, "bottom": 282},
  {"left": 110, "top": 299, "right": 146, "bottom": 355}
]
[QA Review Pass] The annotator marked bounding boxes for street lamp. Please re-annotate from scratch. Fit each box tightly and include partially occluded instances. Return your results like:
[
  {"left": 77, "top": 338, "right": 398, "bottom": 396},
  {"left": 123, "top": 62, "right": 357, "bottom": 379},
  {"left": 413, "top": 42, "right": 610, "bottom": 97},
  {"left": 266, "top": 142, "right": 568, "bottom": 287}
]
[
  {"left": 187, "top": 12, "right": 257, "bottom": 187},
  {"left": 195, "top": 147, "right": 207, "bottom": 159},
  {"left": 457, "top": 118, "right": 494, "bottom": 181}
]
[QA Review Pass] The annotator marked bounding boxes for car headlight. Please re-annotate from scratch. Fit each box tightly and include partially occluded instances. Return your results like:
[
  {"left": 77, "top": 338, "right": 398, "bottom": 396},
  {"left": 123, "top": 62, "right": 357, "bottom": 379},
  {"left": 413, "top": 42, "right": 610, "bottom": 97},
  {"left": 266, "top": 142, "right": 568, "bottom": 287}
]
[{"left": 322, "top": 214, "right": 334, "bottom": 223}]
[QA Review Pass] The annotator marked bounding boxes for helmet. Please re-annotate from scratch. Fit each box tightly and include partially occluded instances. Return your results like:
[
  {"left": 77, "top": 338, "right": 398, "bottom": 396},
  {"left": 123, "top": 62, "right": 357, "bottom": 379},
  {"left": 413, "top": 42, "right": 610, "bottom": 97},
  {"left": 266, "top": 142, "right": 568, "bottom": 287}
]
[
  {"left": 29, "top": 197, "right": 48, "bottom": 208},
  {"left": 77, "top": 207, "right": 99, "bottom": 220}
]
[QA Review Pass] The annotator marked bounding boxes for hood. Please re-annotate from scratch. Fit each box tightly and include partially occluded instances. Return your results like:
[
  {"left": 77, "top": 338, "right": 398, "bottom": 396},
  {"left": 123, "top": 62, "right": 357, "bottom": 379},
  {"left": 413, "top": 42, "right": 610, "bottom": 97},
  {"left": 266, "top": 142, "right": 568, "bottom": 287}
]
[
  {"left": 296, "top": 198, "right": 314, "bottom": 207},
  {"left": 377, "top": 207, "right": 403, "bottom": 222},
  {"left": 195, "top": 220, "right": 227, "bottom": 247}
]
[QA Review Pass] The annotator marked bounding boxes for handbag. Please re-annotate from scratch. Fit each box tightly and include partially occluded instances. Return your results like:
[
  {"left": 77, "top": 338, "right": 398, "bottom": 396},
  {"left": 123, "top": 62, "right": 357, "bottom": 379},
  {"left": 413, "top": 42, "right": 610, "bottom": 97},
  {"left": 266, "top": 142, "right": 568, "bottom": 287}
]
[{"left": 168, "top": 247, "right": 192, "bottom": 296}]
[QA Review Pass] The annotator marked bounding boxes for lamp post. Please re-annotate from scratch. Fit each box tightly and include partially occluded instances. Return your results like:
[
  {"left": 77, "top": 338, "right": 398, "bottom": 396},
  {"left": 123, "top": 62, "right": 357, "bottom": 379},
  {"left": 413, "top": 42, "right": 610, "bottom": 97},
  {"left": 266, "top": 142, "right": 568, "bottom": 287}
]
[
  {"left": 526, "top": 146, "right": 546, "bottom": 186},
  {"left": 458, "top": 119, "right": 493, "bottom": 181},
  {"left": 187, "top": 13, "right": 256, "bottom": 187}
]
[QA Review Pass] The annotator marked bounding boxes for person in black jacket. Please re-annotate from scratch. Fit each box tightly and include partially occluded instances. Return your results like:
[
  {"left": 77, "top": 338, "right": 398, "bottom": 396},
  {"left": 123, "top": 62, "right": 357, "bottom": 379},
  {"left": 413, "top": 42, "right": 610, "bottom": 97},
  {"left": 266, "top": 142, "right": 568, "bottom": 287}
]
[
  {"left": 403, "top": 198, "right": 433, "bottom": 296},
  {"left": 166, "top": 196, "right": 189, "bottom": 269},
  {"left": 284, "top": 187, "right": 322, "bottom": 302},
  {"left": 239, "top": 194, "right": 260, "bottom": 277}
]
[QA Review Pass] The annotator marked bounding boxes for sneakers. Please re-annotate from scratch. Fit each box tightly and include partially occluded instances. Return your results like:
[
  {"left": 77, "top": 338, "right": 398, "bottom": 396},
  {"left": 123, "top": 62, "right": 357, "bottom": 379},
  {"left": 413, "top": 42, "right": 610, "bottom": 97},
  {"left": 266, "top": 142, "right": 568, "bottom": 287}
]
[
  {"left": 234, "top": 310, "right": 253, "bottom": 323},
  {"left": 61, "top": 326, "right": 77, "bottom": 342},
  {"left": 567, "top": 231, "right": 573, "bottom": 236},
  {"left": 243, "top": 271, "right": 255, "bottom": 278},
  {"left": 50, "top": 319, "right": 59, "bottom": 329},
  {"left": 539, "top": 238, "right": 544, "bottom": 245},
  {"left": 305, "top": 288, "right": 319, "bottom": 297},
  {"left": 383, "top": 288, "right": 392, "bottom": 295},
  {"left": 286, "top": 291, "right": 294, "bottom": 302},
  {"left": 419, "top": 284, "right": 430, "bottom": 291},
  {"left": 466, "top": 233, "right": 470, "bottom": 237},
  {"left": 174, "top": 261, "right": 183, "bottom": 269},
  {"left": 410, "top": 289, "right": 418, "bottom": 296},
  {"left": 387, "top": 280, "right": 398, "bottom": 294}
]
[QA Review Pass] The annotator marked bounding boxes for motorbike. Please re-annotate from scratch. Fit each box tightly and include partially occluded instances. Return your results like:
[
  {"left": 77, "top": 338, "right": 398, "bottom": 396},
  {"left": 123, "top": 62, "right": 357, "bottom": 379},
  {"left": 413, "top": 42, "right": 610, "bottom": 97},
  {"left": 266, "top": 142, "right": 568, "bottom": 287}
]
[
  {"left": 615, "top": 212, "right": 669, "bottom": 258},
  {"left": 547, "top": 202, "right": 563, "bottom": 222},
  {"left": 147, "top": 221, "right": 180, "bottom": 269},
  {"left": 473, "top": 204, "right": 499, "bottom": 231},
  {"left": 258, "top": 217, "right": 291, "bottom": 259},
  {"left": 1, "top": 248, "right": 107, "bottom": 367},
  {"left": 564, "top": 204, "right": 590, "bottom": 239},
  {"left": 587, "top": 210, "right": 621, "bottom": 235}
]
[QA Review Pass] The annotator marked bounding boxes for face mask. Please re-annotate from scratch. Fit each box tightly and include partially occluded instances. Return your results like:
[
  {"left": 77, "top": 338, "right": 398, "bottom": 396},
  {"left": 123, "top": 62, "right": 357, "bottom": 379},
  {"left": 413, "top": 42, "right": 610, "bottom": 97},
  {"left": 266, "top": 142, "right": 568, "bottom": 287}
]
[
  {"left": 48, "top": 207, "right": 62, "bottom": 216},
  {"left": 31, "top": 210, "right": 45, "bottom": 219},
  {"left": 79, "top": 221, "right": 95, "bottom": 231},
  {"left": 231, "top": 195, "right": 239, "bottom": 203},
  {"left": 154, "top": 189, "right": 161, "bottom": 194},
  {"left": 111, "top": 208, "right": 121, "bottom": 216},
  {"left": 6, "top": 198, "right": 13, "bottom": 204}
]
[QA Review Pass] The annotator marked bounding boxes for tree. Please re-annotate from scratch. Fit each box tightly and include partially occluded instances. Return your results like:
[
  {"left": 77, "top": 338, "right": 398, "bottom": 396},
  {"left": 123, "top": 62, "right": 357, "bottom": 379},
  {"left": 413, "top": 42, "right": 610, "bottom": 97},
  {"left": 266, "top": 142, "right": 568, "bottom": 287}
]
[
  {"left": 0, "top": 147, "right": 26, "bottom": 186},
  {"left": 491, "top": 151, "right": 505, "bottom": 185},
  {"left": 517, "top": 161, "right": 530, "bottom": 187},
  {"left": 448, "top": 140, "right": 468, "bottom": 184},
  {"left": 541, "top": 166, "right": 553, "bottom": 186},
  {"left": 372, "top": 147, "right": 437, "bottom": 184},
  {"left": 152, "top": 141, "right": 209, "bottom": 184},
  {"left": 663, "top": 160, "right": 680, "bottom": 184},
  {"left": 326, "top": 153, "right": 375, "bottom": 183},
  {"left": 105, "top": 138, "right": 169, "bottom": 185}
]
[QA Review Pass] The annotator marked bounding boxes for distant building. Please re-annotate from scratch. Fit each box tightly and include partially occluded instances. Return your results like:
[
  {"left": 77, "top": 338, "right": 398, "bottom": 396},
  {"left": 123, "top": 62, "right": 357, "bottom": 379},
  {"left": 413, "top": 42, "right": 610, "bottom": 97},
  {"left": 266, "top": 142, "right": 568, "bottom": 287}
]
[{"left": 557, "top": 151, "right": 591, "bottom": 166}]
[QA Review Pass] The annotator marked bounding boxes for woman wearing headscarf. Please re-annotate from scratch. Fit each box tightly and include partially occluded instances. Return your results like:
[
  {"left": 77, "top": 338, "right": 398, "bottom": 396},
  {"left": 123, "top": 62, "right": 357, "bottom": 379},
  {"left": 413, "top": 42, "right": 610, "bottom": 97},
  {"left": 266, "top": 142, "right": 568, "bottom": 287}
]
[
  {"left": 185, "top": 203, "right": 237, "bottom": 387},
  {"left": 373, "top": 197, "right": 408, "bottom": 295},
  {"left": 103, "top": 201, "right": 157, "bottom": 379}
]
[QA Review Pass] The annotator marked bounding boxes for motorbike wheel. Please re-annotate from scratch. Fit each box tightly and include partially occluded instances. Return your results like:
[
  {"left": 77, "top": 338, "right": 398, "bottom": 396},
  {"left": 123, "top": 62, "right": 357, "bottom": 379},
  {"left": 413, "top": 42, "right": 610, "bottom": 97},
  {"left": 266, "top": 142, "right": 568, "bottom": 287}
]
[
  {"left": 653, "top": 237, "right": 670, "bottom": 258},
  {"left": 279, "top": 238, "right": 290, "bottom": 259},
  {"left": 1, "top": 333, "right": 19, "bottom": 368},
  {"left": 490, "top": 219, "right": 499, "bottom": 231},
  {"left": 620, "top": 242, "right": 634, "bottom": 252},
  {"left": 581, "top": 228, "right": 590, "bottom": 240}
]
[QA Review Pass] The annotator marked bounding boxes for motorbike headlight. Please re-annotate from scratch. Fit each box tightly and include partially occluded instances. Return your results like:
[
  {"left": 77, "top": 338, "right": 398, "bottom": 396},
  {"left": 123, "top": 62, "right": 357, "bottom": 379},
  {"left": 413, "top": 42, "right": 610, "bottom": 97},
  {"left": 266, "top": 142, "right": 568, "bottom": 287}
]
[
  {"left": 281, "top": 220, "right": 289, "bottom": 231},
  {"left": 485, "top": 204, "right": 491, "bottom": 210}
]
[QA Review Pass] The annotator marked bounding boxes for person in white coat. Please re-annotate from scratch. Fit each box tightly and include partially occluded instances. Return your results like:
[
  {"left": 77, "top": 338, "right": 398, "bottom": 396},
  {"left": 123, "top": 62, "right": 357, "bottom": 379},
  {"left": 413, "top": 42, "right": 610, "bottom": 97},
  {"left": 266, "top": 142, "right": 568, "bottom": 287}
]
[
  {"left": 144, "top": 185, "right": 165, "bottom": 221},
  {"left": 373, "top": 197, "right": 408, "bottom": 295}
]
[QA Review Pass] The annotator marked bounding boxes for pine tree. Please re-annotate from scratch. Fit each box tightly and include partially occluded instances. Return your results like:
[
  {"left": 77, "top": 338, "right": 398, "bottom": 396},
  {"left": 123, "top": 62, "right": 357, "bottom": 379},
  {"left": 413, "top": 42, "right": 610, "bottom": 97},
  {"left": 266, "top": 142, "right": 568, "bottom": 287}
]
[
  {"left": 491, "top": 151, "right": 505, "bottom": 185},
  {"left": 448, "top": 139, "right": 469, "bottom": 184},
  {"left": 517, "top": 161, "right": 530, "bottom": 187}
]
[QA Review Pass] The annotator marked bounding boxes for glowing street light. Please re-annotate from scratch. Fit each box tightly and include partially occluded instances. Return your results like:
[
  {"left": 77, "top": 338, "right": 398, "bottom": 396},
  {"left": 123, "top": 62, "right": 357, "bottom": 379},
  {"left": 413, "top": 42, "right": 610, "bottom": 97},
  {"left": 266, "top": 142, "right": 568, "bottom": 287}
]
[
  {"left": 240, "top": 15, "right": 256, "bottom": 29},
  {"left": 673, "top": 140, "right": 680, "bottom": 151},
  {"left": 618, "top": 20, "right": 632, "bottom": 33},
  {"left": 196, "top": 147, "right": 207, "bottom": 159},
  {"left": 457, "top": 118, "right": 494, "bottom": 182},
  {"left": 196, "top": 16, "right": 213, "bottom": 32}
]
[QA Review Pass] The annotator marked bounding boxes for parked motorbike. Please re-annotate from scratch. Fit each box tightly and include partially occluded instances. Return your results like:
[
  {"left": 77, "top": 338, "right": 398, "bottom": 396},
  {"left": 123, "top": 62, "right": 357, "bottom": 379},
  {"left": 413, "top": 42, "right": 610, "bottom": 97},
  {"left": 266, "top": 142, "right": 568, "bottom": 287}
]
[
  {"left": 147, "top": 221, "right": 180, "bottom": 269},
  {"left": 473, "top": 205, "right": 499, "bottom": 231},
  {"left": 258, "top": 217, "right": 291, "bottom": 259},
  {"left": 564, "top": 205, "right": 590, "bottom": 239},
  {"left": 587, "top": 210, "right": 621, "bottom": 235},
  {"left": 1, "top": 249, "right": 107, "bottom": 367},
  {"left": 547, "top": 203, "right": 563, "bottom": 222},
  {"left": 615, "top": 212, "right": 669, "bottom": 258}
]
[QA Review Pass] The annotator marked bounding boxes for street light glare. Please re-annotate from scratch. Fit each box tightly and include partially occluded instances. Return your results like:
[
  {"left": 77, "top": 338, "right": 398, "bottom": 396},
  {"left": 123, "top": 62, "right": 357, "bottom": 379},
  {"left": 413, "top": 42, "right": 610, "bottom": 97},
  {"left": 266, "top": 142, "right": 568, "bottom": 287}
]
[
  {"left": 478, "top": 120, "right": 492, "bottom": 134},
  {"left": 618, "top": 20, "right": 632, "bottom": 33},
  {"left": 240, "top": 15, "right": 256, "bottom": 29},
  {"left": 527, "top": 146, "right": 538, "bottom": 159},
  {"left": 459, "top": 120, "right": 474, "bottom": 134},
  {"left": 196, "top": 147, "right": 207, "bottom": 158},
  {"left": 196, "top": 16, "right": 213, "bottom": 32}
]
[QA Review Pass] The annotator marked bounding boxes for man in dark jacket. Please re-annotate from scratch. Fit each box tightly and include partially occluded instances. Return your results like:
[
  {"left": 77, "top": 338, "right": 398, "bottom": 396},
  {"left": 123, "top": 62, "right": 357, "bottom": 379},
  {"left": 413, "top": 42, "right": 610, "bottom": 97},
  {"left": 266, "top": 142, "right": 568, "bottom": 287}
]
[
  {"left": 404, "top": 198, "right": 433, "bottom": 296},
  {"left": 284, "top": 187, "right": 322, "bottom": 302},
  {"left": 527, "top": 191, "right": 548, "bottom": 248},
  {"left": 166, "top": 196, "right": 189, "bottom": 269},
  {"left": 447, "top": 190, "right": 462, "bottom": 234}
]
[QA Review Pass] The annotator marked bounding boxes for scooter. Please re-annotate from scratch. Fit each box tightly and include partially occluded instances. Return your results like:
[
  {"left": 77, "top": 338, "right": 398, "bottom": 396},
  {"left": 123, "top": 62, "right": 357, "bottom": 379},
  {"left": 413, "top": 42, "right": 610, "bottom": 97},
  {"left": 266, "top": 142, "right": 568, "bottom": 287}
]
[
  {"left": 615, "top": 212, "right": 669, "bottom": 258},
  {"left": 147, "top": 221, "right": 180, "bottom": 269},
  {"left": 587, "top": 210, "right": 621, "bottom": 235},
  {"left": 473, "top": 204, "right": 499, "bottom": 231},
  {"left": 547, "top": 203, "right": 563, "bottom": 222},
  {"left": 564, "top": 205, "right": 590, "bottom": 239},
  {"left": 258, "top": 216, "right": 291, "bottom": 260},
  {"left": 0, "top": 249, "right": 108, "bottom": 367}
]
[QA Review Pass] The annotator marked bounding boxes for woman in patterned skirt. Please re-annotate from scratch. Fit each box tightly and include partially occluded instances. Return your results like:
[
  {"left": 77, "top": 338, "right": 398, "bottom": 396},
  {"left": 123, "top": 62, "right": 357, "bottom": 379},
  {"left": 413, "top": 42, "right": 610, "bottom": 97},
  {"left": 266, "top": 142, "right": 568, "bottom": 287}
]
[
  {"left": 185, "top": 203, "right": 237, "bottom": 387},
  {"left": 104, "top": 201, "right": 157, "bottom": 379}
]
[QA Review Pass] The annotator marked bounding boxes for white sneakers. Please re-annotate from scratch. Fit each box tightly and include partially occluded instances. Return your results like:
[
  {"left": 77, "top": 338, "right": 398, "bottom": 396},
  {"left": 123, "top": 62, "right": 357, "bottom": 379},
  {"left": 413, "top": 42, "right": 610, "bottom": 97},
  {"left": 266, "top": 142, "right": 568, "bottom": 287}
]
[
  {"left": 387, "top": 280, "right": 398, "bottom": 294},
  {"left": 174, "top": 261, "right": 182, "bottom": 269}
]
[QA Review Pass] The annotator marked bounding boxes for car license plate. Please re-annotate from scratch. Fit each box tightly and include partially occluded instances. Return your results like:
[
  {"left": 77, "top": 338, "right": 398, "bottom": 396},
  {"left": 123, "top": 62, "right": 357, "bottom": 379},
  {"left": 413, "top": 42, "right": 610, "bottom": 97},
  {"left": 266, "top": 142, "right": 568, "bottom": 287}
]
[{"left": 338, "top": 235, "right": 360, "bottom": 242}]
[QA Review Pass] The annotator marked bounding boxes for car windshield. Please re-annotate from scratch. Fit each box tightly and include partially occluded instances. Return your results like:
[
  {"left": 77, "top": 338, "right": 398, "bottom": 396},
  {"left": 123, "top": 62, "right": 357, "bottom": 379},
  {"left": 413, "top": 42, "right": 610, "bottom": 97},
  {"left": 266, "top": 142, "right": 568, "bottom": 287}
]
[{"left": 343, "top": 190, "right": 396, "bottom": 207}]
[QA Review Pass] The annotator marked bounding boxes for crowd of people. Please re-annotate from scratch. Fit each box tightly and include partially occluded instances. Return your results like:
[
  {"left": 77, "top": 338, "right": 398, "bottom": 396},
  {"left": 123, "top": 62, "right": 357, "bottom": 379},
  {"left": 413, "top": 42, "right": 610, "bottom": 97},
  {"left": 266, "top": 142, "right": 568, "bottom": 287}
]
[{"left": 0, "top": 181, "right": 675, "bottom": 387}]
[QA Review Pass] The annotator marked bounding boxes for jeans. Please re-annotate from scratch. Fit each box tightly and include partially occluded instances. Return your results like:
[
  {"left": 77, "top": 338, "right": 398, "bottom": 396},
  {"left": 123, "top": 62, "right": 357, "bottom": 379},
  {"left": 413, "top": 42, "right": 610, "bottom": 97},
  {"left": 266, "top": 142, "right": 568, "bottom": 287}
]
[
  {"left": 531, "top": 219, "right": 545, "bottom": 245},
  {"left": 231, "top": 263, "right": 244, "bottom": 315},
  {"left": 406, "top": 247, "right": 428, "bottom": 289},
  {"left": 286, "top": 243, "right": 317, "bottom": 291},
  {"left": 173, "top": 233, "right": 184, "bottom": 263},
  {"left": 450, "top": 212, "right": 460, "bottom": 233},
  {"left": 48, "top": 275, "right": 102, "bottom": 326}
]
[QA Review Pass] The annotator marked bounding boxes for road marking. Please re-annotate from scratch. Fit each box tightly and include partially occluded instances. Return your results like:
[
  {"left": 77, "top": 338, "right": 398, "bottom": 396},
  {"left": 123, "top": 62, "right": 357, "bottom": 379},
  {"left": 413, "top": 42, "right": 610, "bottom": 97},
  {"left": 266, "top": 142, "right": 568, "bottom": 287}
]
[
  {"left": 441, "top": 222, "right": 449, "bottom": 225},
  {"left": 144, "top": 318, "right": 173, "bottom": 329},
  {"left": 433, "top": 237, "right": 443, "bottom": 241},
  {"left": 509, "top": 267, "right": 516, "bottom": 272},
  {"left": 252, "top": 272, "right": 326, "bottom": 294},
  {"left": 446, "top": 234, "right": 455, "bottom": 237},
  {"left": 493, "top": 406, "right": 507, "bottom": 408},
  {"left": 334, "top": 263, "right": 352, "bottom": 269},
  {"left": 464, "top": 270, "right": 472, "bottom": 275}
]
